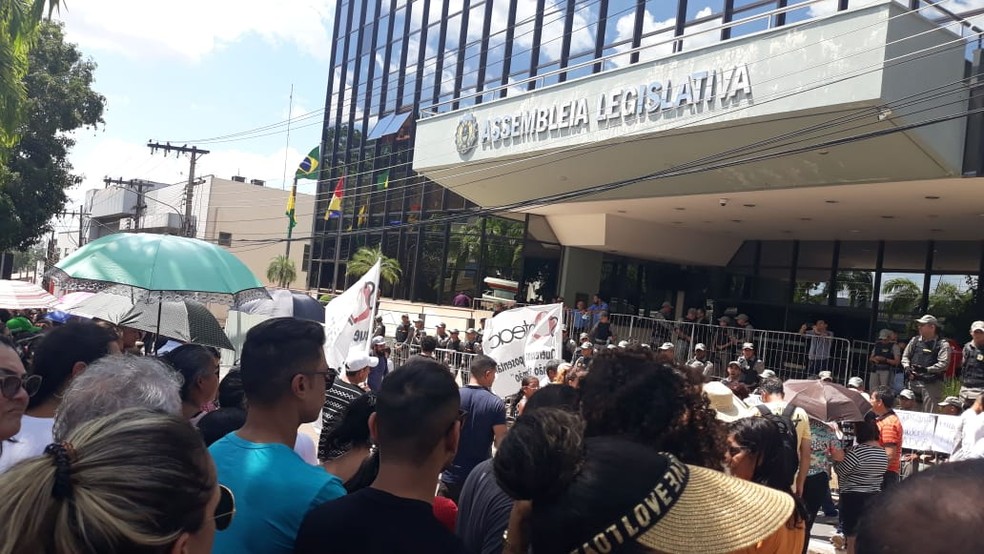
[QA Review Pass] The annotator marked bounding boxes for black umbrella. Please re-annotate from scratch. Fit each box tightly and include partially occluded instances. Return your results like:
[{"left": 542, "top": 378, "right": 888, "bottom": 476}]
[
  {"left": 118, "top": 300, "right": 234, "bottom": 351},
  {"left": 239, "top": 289, "right": 325, "bottom": 322}
]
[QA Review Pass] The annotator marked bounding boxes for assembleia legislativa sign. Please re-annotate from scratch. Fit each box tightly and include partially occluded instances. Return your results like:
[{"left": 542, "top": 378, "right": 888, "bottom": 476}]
[{"left": 469, "top": 64, "right": 751, "bottom": 152}]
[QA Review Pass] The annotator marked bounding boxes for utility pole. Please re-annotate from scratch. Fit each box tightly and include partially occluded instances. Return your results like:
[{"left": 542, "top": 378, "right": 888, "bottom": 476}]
[
  {"left": 146, "top": 142, "right": 210, "bottom": 237},
  {"left": 104, "top": 177, "right": 151, "bottom": 230}
]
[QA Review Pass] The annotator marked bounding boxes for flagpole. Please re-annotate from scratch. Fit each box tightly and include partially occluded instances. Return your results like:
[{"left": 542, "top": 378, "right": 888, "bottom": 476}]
[
  {"left": 331, "top": 210, "right": 343, "bottom": 293},
  {"left": 285, "top": 175, "right": 297, "bottom": 260},
  {"left": 280, "top": 84, "right": 294, "bottom": 191}
]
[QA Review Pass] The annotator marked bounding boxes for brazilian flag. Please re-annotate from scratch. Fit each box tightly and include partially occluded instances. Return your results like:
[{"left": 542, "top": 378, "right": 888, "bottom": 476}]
[
  {"left": 285, "top": 191, "right": 297, "bottom": 233},
  {"left": 296, "top": 146, "right": 320, "bottom": 180}
]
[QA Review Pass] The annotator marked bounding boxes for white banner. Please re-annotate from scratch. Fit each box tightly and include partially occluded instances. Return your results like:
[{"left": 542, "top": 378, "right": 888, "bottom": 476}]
[
  {"left": 484, "top": 303, "right": 563, "bottom": 397},
  {"left": 323, "top": 260, "right": 380, "bottom": 370},
  {"left": 896, "top": 410, "right": 937, "bottom": 452},
  {"left": 932, "top": 414, "right": 962, "bottom": 455}
]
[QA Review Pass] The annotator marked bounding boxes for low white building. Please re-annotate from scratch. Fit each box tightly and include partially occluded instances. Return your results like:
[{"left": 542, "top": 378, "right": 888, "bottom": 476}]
[{"left": 79, "top": 176, "right": 315, "bottom": 289}]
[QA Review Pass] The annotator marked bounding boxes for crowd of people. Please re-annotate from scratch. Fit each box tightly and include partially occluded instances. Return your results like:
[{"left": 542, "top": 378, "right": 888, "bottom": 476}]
[{"left": 3, "top": 305, "right": 984, "bottom": 553}]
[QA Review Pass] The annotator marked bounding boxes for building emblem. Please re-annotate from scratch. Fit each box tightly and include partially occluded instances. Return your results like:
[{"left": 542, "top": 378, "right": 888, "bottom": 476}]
[{"left": 455, "top": 113, "right": 479, "bottom": 156}]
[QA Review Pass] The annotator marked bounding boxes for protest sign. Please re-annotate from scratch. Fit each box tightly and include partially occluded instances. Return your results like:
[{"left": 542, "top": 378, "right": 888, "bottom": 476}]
[
  {"left": 483, "top": 303, "right": 563, "bottom": 397},
  {"left": 932, "top": 414, "right": 961, "bottom": 454},
  {"left": 895, "top": 410, "right": 936, "bottom": 451},
  {"left": 323, "top": 259, "right": 380, "bottom": 370}
]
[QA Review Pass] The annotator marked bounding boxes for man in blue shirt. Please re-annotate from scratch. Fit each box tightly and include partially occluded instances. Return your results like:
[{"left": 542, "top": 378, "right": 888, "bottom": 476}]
[
  {"left": 588, "top": 294, "right": 609, "bottom": 327},
  {"left": 209, "top": 318, "right": 346, "bottom": 554},
  {"left": 438, "top": 355, "right": 507, "bottom": 503}
]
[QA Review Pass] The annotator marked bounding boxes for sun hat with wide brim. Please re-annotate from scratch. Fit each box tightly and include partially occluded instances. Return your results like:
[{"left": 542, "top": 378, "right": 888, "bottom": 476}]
[
  {"left": 568, "top": 452, "right": 793, "bottom": 554},
  {"left": 704, "top": 381, "right": 752, "bottom": 422}
]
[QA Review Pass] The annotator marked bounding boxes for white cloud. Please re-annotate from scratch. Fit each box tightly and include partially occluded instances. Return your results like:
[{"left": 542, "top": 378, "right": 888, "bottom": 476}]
[
  {"left": 609, "top": 7, "right": 721, "bottom": 69},
  {"left": 808, "top": 0, "right": 905, "bottom": 18},
  {"left": 57, "top": 0, "right": 335, "bottom": 62}
]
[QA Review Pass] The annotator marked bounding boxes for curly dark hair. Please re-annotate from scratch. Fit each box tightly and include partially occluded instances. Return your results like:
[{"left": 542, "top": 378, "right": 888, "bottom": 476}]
[{"left": 578, "top": 347, "right": 727, "bottom": 469}]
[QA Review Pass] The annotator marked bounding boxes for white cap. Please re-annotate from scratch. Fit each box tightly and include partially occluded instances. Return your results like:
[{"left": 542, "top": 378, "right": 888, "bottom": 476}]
[
  {"left": 345, "top": 351, "right": 379, "bottom": 372},
  {"left": 899, "top": 389, "right": 916, "bottom": 400},
  {"left": 848, "top": 377, "right": 864, "bottom": 389},
  {"left": 580, "top": 341, "right": 594, "bottom": 349},
  {"left": 694, "top": 343, "right": 706, "bottom": 351},
  {"left": 618, "top": 340, "right": 629, "bottom": 348},
  {"left": 818, "top": 371, "right": 833, "bottom": 382},
  {"left": 659, "top": 342, "right": 675, "bottom": 350},
  {"left": 915, "top": 314, "right": 938, "bottom": 326},
  {"left": 580, "top": 332, "right": 590, "bottom": 339},
  {"left": 742, "top": 342, "right": 754, "bottom": 350},
  {"left": 761, "top": 369, "right": 777, "bottom": 379},
  {"left": 972, "top": 321, "right": 984, "bottom": 333},
  {"left": 371, "top": 336, "right": 386, "bottom": 346}
]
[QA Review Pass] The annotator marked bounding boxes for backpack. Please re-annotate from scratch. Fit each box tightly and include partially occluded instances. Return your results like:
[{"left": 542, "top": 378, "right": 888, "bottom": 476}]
[{"left": 754, "top": 403, "right": 800, "bottom": 490}]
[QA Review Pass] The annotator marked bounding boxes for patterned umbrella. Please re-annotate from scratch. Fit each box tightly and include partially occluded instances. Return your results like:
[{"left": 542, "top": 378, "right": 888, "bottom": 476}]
[
  {"left": 0, "top": 280, "right": 58, "bottom": 309},
  {"left": 47, "top": 233, "right": 268, "bottom": 307},
  {"left": 117, "top": 300, "right": 234, "bottom": 351},
  {"left": 66, "top": 289, "right": 138, "bottom": 323}
]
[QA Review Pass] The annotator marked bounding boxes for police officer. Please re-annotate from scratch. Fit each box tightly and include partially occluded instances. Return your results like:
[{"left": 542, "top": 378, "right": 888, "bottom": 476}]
[
  {"left": 434, "top": 322, "right": 451, "bottom": 349},
  {"left": 394, "top": 314, "right": 411, "bottom": 344},
  {"left": 868, "top": 329, "right": 901, "bottom": 391},
  {"left": 902, "top": 314, "right": 951, "bottom": 413},
  {"left": 959, "top": 320, "right": 984, "bottom": 406}
]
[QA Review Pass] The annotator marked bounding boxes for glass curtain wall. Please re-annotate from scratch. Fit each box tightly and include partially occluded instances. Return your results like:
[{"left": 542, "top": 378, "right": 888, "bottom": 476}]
[
  {"left": 721, "top": 240, "right": 984, "bottom": 340},
  {"left": 311, "top": 0, "right": 864, "bottom": 301}
]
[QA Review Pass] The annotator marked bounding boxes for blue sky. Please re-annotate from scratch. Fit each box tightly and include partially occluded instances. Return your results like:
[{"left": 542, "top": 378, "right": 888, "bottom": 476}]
[{"left": 55, "top": 0, "right": 336, "bottom": 211}]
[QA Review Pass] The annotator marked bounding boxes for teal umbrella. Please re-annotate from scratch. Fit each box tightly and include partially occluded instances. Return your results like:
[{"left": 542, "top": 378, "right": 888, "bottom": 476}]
[{"left": 47, "top": 233, "right": 268, "bottom": 307}]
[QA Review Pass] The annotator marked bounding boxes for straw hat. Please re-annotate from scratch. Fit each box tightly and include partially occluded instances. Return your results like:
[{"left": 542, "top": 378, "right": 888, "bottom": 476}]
[
  {"left": 569, "top": 452, "right": 794, "bottom": 554},
  {"left": 703, "top": 381, "right": 752, "bottom": 422}
]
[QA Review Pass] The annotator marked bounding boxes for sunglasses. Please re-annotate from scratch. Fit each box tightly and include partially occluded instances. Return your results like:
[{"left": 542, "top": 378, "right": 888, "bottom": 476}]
[
  {"left": 446, "top": 409, "right": 469, "bottom": 434},
  {"left": 214, "top": 484, "right": 236, "bottom": 531},
  {"left": 0, "top": 372, "right": 42, "bottom": 400},
  {"left": 298, "top": 368, "right": 337, "bottom": 390}
]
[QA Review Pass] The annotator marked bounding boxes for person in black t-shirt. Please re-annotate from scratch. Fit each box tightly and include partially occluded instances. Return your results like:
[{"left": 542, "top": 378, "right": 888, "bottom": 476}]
[
  {"left": 394, "top": 314, "right": 411, "bottom": 344},
  {"left": 295, "top": 358, "right": 466, "bottom": 554}
]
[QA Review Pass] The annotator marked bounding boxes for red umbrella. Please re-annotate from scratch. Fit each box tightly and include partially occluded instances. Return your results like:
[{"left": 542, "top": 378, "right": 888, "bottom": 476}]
[{"left": 783, "top": 379, "right": 872, "bottom": 422}]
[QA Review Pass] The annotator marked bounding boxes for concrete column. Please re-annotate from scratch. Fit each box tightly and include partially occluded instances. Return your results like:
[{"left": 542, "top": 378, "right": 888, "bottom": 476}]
[{"left": 558, "top": 247, "right": 604, "bottom": 303}]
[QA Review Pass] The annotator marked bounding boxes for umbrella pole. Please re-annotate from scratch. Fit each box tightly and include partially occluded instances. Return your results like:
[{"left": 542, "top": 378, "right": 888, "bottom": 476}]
[{"left": 154, "top": 291, "right": 163, "bottom": 354}]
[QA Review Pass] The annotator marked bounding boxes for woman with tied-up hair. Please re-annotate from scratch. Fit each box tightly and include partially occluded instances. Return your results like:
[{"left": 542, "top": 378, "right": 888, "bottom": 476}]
[{"left": 0, "top": 408, "right": 234, "bottom": 554}]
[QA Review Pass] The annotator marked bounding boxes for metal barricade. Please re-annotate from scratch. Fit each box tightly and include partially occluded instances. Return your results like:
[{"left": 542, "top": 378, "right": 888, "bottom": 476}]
[
  {"left": 383, "top": 340, "right": 476, "bottom": 385},
  {"left": 594, "top": 315, "right": 855, "bottom": 382},
  {"left": 850, "top": 340, "right": 876, "bottom": 385},
  {"left": 435, "top": 347, "right": 477, "bottom": 384}
]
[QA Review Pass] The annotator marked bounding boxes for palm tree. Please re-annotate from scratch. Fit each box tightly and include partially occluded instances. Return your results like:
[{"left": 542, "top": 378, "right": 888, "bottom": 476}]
[
  {"left": 347, "top": 245, "right": 401, "bottom": 288},
  {"left": 881, "top": 277, "right": 922, "bottom": 315},
  {"left": 1, "top": 0, "right": 61, "bottom": 148},
  {"left": 266, "top": 255, "right": 297, "bottom": 288},
  {"left": 837, "top": 270, "right": 874, "bottom": 307}
]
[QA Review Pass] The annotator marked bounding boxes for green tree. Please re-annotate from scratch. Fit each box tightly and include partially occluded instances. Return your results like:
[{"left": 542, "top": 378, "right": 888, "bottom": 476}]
[
  {"left": 12, "top": 243, "right": 45, "bottom": 272},
  {"left": 0, "top": 0, "right": 61, "bottom": 147},
  {"left": 347, "top": 245, "right": 402, "bottom": 288},
  {"left": 881, "top": 277, "right": 922, "bottom": 315},
  {"left": 266, "top": 255, "right": 297, "bottom": 288},
  {"left": 837, "top": 270, "right": 874, "bottom": 307},
  {"left": 0, "top": 21, "right": 105, "bottom": 252}
]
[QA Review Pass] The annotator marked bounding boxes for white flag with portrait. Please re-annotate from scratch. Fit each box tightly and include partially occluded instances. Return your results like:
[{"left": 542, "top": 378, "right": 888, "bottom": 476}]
[
  {"left": 323, "top": 259, "right": 380, "bottom": 370},
  {"left": 484, "top": 303, "right": 563, "bottom": 397}
]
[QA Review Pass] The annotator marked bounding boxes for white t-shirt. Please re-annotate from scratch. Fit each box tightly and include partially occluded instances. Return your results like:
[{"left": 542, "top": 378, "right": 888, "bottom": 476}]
[
  {"left": 294, "top": 433, "right": 318, "bottom": 465},
  {"left": 0, "top": 415, "right": 54, "bottom": 473},
  {"left": 951, "top": 409, "right": 984, "bottom": 461}
]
